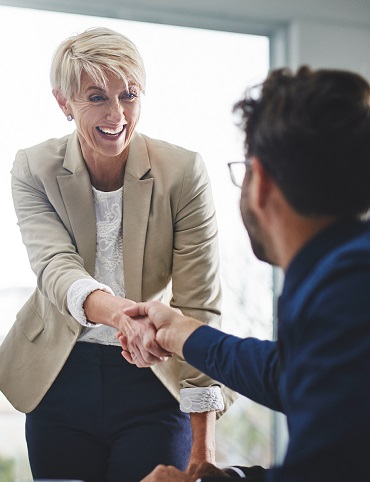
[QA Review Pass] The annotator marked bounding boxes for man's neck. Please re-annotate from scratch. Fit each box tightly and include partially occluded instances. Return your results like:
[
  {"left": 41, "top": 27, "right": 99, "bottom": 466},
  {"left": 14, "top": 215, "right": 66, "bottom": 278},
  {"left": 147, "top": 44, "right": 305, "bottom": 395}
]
[{"left": 275, "top": 213, "right": 338, "bottom": 272}]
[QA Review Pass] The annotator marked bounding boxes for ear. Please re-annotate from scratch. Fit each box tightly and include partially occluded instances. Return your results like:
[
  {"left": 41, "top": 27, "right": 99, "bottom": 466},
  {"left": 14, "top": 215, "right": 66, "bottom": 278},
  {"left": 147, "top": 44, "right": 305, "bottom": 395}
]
[
  {"left": 53, "top": 89, "right": 70, "bottom": 116},
  {"left": 250, "top": 157, "right": 273, "bottom": 209}
]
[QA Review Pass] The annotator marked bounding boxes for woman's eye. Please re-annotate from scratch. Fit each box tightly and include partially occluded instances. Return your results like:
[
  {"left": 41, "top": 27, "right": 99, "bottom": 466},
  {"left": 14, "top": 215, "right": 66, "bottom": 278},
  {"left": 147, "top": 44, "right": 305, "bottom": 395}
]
[
  {"left": 90, "top": 95, "right": 105, "bottom": 102},
  {"left": 121, "top": 91, "right": 138, "bottom": 101}
]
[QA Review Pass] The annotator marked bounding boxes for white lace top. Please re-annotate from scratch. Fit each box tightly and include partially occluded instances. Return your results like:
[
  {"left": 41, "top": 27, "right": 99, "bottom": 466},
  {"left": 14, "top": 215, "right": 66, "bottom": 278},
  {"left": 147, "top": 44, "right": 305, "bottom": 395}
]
[
  {"left": 67, "top": 186, "right": 224, "bottom": 413},
  {"left": 68, "top": 186, "right": 124, "bottom": 345}
]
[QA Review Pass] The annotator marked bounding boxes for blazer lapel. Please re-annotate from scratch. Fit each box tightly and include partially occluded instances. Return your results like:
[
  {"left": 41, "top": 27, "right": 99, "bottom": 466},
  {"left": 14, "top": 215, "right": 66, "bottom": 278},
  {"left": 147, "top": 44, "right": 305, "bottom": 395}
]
[
  {"left": 123, "top": 133, "right": 153, "bottom": 301},
  {"left": 57, "top": 131, "right": 96, "bottom": 276}
]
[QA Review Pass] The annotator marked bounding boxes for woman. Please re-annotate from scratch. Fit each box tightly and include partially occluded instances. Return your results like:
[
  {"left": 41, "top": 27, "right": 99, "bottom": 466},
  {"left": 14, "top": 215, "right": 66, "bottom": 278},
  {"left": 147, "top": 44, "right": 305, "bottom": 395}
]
[{"left": 0, "top": 27, "right": 235, "bottom": 482}]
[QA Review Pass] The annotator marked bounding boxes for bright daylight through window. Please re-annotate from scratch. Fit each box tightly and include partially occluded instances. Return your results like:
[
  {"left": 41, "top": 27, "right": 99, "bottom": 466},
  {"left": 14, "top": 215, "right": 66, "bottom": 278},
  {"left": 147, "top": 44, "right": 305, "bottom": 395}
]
[{"left": 0, "top": 5, "right": 270, "bottom": 480}]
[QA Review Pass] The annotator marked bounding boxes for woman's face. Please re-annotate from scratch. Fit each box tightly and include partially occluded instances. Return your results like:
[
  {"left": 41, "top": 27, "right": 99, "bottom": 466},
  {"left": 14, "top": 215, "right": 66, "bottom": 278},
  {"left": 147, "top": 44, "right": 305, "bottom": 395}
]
[{"left": 65, "top": 70, "right": 141, "bottom": 162}]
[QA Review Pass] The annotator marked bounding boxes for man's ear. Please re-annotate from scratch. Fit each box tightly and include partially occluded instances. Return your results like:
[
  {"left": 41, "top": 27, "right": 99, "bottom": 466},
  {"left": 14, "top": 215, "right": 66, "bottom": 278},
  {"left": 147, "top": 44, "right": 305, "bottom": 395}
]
[
  {"left": 53, "top": 89, "right": 69, "bottom": 116},
  {"left": 251, "top": 157, "right": 273, "bottom": 209}
]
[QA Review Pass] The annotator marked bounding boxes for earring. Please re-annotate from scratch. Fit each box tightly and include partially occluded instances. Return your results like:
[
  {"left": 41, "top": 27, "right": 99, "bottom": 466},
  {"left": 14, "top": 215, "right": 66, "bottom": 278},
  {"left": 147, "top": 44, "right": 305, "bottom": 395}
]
[{"left": 67, "top": 114, "right": 73, "bottom": 122}]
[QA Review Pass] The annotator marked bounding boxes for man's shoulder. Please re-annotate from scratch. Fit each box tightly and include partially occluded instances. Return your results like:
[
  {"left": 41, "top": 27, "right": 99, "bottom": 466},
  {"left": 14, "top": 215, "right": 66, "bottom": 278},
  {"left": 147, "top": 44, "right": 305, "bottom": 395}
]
[
  {"left": 281, "top": 220, "right": 370, "bottom": 321},
  {"left": 318, "top": 221, "right": 370, "bottom": 280}
]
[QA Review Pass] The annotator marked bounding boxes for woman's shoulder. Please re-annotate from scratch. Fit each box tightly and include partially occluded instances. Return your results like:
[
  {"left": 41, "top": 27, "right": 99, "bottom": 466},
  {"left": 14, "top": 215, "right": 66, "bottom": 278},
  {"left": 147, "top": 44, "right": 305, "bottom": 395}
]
[
  {"left": 134, "top": 133, "right": 210, "bottom": 190},
  {"left": 133, "top": 133, "right": 208, "bottom": 183},
  {"left": 11, "top": 133, "right": 80, "bottom": 186},
  {"left": 13, "top": 132, "right": 79, "bottom": 178},
  {"left": 139, "top": 132, "right": 201, "bottom": 163},
  {"left": 18, "top": 133, "right": 72, "bottom": 158}
]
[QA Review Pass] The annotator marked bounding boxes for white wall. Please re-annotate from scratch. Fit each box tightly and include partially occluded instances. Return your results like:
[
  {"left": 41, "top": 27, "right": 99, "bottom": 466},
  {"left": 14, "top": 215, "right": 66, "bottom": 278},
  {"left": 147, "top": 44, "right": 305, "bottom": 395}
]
[{"left": 287, "top": 20, "right": 370, "bottom": 79}]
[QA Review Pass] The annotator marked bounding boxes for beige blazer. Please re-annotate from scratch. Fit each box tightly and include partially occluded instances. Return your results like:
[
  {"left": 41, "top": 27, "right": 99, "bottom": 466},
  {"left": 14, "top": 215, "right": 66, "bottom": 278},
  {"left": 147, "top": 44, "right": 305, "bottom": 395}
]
[{"left": 0, "top": 131, "right": 236, "bottom": 414}]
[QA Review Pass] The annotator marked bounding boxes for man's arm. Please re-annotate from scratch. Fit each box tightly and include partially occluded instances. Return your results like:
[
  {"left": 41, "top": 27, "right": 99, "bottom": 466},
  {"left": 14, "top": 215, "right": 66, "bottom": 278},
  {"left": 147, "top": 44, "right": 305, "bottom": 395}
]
[{"left": 121, "top": 302, "right": 282, "bottom": 412}]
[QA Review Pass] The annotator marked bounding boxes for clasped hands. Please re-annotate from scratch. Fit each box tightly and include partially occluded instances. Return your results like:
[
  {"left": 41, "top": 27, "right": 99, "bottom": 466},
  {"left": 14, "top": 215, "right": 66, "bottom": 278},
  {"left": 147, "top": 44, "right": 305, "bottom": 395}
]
[
  {"left": 116, "top": 301, "right": 171, "bottom": 367},
  {"left": 116, "top": 300, "right": 200, "bottom": 368},
  {"left": 140, "top": 461, "right": 231, "bottom": 481}
]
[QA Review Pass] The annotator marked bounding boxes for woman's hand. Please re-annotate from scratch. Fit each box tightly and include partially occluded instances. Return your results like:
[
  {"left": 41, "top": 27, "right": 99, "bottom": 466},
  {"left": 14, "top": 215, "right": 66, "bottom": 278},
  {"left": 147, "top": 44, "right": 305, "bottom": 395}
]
[
  {"left": 83, "top": 290, "right": 171, "bottom": 367},
  {"left": 122, "top": 301, "right": 202, "bottom": 358},
  {"left": 117, "top": 316, "right": 172, "bottom": 367}
]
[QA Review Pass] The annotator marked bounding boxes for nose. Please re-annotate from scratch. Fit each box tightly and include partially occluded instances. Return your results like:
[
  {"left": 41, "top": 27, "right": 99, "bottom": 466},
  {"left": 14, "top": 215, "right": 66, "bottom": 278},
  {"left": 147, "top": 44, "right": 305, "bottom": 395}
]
[{"left": 106, "top": 99, "right": 125, "bottom": 122}]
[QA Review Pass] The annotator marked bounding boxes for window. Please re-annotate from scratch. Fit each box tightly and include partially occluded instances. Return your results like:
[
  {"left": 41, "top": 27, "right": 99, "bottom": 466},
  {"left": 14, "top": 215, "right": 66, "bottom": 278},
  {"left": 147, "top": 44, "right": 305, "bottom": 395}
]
[{"left": 0, "top": 6, "right": 271, "bottom": 479}]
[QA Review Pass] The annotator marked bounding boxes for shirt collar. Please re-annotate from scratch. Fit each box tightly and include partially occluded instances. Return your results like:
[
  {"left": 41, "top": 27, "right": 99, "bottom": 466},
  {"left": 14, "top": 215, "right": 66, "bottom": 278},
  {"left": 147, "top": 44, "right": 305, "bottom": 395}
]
[{"left": 281, "top": 218, "right": 370, "bottom": 302}]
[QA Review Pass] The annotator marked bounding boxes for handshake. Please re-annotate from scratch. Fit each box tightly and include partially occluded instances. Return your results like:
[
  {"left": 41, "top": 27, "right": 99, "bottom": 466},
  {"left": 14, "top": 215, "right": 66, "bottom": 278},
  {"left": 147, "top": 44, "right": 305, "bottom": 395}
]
[
  {"left": 116, "top": 301, "right": 202, "bottom": 368},
  {"left": 116, "top": 301, "right": 248, "bottom": 482}
]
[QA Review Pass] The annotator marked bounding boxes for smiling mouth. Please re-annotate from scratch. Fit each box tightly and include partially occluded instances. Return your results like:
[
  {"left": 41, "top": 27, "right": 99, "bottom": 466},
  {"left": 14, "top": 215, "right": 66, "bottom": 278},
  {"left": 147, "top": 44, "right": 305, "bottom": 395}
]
[{"left": 97, "top": 125, "right": 125, "bottom": 136}]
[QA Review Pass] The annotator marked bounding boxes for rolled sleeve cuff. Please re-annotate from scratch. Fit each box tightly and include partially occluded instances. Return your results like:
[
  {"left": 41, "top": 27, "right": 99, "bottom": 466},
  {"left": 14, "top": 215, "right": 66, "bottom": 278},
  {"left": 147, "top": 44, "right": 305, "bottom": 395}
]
[
  {"left": 180, "top": 386, "right": 224, "bottom": 413},
  {"left": 67, "top": 278, "right": 114, "bottom": 326}
]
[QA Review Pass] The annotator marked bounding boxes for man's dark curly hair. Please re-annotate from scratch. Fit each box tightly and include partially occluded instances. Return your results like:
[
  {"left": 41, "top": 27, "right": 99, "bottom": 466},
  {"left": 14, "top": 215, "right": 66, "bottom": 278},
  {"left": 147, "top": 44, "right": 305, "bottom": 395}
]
[{"left": 234, "top": 66, "right": 370, "bottom": 217}]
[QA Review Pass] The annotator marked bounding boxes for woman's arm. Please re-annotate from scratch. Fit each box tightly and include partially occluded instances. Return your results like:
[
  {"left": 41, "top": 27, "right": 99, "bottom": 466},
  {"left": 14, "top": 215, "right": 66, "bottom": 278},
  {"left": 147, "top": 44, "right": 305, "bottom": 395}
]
[{"left": 11, "top": 147, "right": 96, "bottom": 312}]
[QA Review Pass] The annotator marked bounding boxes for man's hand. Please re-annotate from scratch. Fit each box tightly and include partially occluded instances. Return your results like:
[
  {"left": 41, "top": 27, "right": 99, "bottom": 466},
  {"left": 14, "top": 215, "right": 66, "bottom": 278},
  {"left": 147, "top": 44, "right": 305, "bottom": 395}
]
[
  {"left": 121, "top": 301, "right": 202, "bottom": 358},
  {"left": 117, "top": 317, "right": 172, "bottom": 367},
  {"left": 140, "top": 463, "right": 230, "bottom": 481},
  {"left": 140, "top": 465, "right": 192, "bottom": 481},
  {"left": 186, "top": 461, "right": 230, "bottom": 479},
  {"left": 83, "top": 290, "right": 170, "bottom": 367}
]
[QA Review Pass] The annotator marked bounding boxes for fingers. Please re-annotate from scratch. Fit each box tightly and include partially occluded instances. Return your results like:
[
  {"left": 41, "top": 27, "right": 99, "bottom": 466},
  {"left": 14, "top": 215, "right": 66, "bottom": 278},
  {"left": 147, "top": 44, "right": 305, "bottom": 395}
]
[
  {"left": 142, "top": 332, "right": 172, "bottom": 358},
  {"left": 121, "top": 349, "right": 135, "bottom": 364},
  {"left": 186, "top": 462, "right": 227, "bottom": 478},
  {"left": 117, "top": 331, "right": 172, "bottom": 368},
  {"left": 117, "top": 332, "right": 129, "bottom": 351},
  {"left": 140, "top": 464, "right": 191, "bottom": 482},
  {"left": 123, "top": 302, "right": 149, "bottom": 317},
  {"left": 128, "top": 348, "right": 171, "bottom": 368},
  {"left": 118, "top": 311, "right": 173, "bottom": 366}
]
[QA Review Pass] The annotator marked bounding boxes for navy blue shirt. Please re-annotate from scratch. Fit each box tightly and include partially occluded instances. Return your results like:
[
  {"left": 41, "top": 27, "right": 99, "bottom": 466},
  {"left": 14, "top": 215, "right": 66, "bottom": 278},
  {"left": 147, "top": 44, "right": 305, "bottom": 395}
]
[{"left": 184, "top": 219, "right": 370, "bottom": 481}]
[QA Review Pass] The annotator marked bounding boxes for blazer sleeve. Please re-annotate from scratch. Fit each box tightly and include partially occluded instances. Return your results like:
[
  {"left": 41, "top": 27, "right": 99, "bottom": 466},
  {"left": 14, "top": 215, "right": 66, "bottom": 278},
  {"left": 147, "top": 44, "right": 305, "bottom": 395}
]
[
  {"left": 11, "top": 148, "right": 94, "bottom": 315},
  {"left": 170, "top": 152, "right": 236, "bottom": 408}
]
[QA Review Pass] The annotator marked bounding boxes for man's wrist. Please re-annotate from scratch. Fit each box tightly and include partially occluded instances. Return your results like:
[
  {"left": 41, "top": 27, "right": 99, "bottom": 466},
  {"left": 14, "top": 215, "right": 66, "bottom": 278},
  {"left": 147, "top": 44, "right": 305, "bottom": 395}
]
[{"left": 164, "top": 316, "right": 201, "bottom": 357}]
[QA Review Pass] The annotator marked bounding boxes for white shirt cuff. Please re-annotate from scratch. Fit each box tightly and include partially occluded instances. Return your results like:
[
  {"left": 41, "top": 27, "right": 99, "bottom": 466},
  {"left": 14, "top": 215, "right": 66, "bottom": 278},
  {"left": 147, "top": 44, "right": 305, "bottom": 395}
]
[
  {"left": 67, "top": 278, "right": 114, "bottom": 326},
  {"left": 195, "top": 469, "right": 246, "bottom": 481},
  {"left": 180, "top": 386, "right": 224, "bottom": 413},
  {"left": 224, "top": 466, "right": 247, "bottom": 477}
]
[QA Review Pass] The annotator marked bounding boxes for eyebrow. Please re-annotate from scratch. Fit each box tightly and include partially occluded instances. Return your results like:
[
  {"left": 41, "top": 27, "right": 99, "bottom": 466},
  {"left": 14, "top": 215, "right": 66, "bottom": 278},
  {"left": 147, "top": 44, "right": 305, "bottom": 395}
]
[{"left": 85, "top": 86, "right": 106, "bottom": 93}]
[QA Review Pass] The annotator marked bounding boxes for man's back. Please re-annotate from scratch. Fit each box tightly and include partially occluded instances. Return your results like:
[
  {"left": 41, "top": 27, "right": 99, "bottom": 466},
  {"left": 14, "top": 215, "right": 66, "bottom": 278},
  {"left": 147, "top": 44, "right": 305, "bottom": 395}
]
[
  {"left": 184, "top": 219, "right": 370, "bottom": 481},
  {"left": 272, "top": 219, "right": 370, "bottom": 481}
]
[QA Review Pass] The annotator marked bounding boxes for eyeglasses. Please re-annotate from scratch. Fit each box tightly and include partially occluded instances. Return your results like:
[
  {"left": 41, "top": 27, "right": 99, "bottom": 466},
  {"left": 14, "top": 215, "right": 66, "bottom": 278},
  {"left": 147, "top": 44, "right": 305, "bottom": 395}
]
[{"left": 227, "top": 160, "right": 250, "bottom": 188}]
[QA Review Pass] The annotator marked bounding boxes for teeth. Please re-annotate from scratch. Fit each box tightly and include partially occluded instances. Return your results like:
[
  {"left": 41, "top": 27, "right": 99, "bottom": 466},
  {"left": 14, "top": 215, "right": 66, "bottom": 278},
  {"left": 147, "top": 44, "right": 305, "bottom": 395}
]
[{"left": 98, "top": 126, "right": 124, "bottom": 135}]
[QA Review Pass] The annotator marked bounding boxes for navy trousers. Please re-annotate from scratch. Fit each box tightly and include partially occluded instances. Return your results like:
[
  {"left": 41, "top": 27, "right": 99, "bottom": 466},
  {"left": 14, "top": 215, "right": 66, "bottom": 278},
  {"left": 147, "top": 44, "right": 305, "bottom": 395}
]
[{"left": 26, "top": 342, "right": 192, "bottom": 482}]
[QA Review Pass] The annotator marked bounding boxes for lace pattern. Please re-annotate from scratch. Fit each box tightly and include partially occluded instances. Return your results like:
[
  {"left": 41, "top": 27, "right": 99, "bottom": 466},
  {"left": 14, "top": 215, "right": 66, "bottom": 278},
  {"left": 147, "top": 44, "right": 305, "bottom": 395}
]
[
  {"left": 92, "top": 187, "right": 125, "bottom": 298},
  {"left": 180, "top": 386, "right": 224, "bottom": 413},
  {"left": 67, "top": 186, "right": 124, "bottom": 345}
]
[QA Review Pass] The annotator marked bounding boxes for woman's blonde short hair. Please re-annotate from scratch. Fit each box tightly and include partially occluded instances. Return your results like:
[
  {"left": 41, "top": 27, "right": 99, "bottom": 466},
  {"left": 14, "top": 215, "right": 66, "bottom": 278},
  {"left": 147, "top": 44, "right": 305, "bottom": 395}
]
[{"left": 50, "top": 27, "right": 146, "bottom": 98}]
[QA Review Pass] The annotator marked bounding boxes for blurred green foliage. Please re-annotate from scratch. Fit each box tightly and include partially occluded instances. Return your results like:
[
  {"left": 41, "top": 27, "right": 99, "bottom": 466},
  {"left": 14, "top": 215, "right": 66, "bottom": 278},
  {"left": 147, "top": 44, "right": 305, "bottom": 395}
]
[{"left": 0, "top": 455, "right": 15, "bottom": 482}]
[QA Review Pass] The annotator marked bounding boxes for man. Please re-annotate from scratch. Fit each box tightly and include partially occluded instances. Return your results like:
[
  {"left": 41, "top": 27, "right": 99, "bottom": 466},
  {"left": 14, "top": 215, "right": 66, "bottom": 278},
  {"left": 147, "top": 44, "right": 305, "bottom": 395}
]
[{"left": 120, "top": 66, "right": 370, "bottom": 481}]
